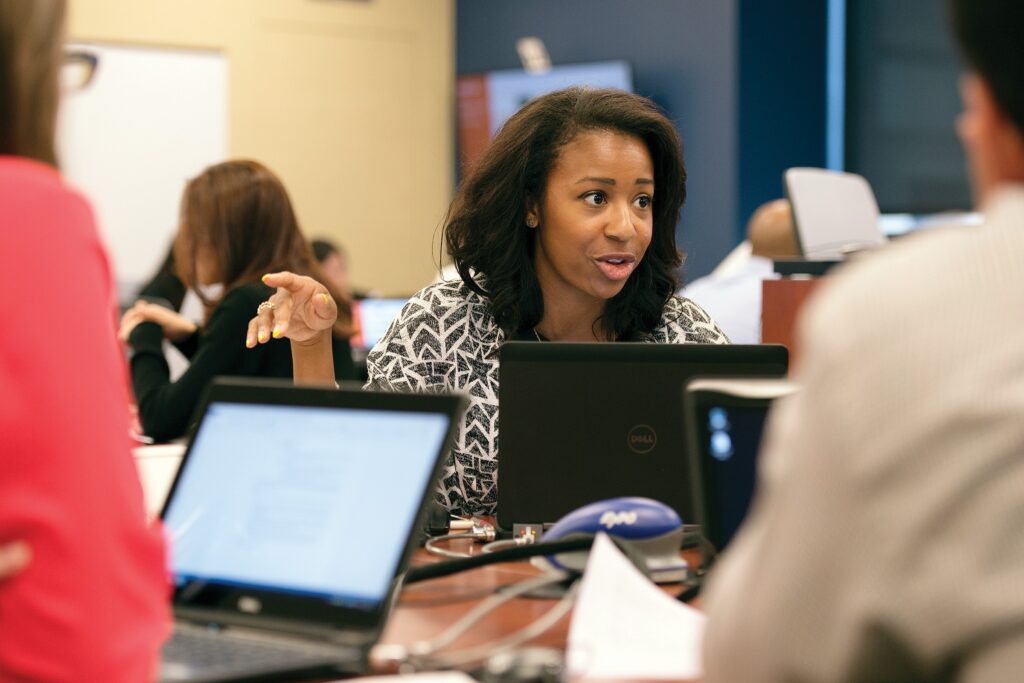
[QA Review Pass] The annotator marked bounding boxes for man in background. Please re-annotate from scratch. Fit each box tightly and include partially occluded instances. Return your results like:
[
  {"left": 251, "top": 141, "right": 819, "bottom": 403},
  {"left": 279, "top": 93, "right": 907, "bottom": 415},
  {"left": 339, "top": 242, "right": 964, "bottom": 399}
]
[{"left": 703, "top": 1, "right": 1024, "bottom": 680}]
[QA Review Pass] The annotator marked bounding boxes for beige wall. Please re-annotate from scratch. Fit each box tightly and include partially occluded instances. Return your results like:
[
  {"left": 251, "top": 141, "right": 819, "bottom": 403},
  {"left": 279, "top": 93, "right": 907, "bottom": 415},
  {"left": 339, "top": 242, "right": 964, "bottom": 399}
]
[{"left": 69, "top": 0, "right": 454, "bottom": 296}]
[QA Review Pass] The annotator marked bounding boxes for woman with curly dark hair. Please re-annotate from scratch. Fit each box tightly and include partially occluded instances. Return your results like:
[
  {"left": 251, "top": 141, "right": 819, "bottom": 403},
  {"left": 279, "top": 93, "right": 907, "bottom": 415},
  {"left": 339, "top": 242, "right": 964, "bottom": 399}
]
[{"left": 250, "top": 87, "right": 728, "bottom": 514}]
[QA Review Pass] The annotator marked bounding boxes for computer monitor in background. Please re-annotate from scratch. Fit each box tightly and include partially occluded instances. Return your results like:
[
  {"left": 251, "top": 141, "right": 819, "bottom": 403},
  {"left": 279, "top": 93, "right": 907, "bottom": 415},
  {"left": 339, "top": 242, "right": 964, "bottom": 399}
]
[
  {"left": 878, "top": 210, "right": 984, "bottom": 237},
  {"left": 457, "top": 60, "right": 632, "bottom": 174},
  {"left": 351, "top": 298, "right": 408, "bottom": 352}
]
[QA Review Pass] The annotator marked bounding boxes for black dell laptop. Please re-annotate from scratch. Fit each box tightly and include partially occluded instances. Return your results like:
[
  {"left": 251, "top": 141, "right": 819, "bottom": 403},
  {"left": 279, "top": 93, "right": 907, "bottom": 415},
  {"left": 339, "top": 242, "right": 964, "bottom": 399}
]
[
  {"left": 159, "top": 378, "right": 465, "bottom": 682},
  {"left": 496, "top": 343, "right": 787, "bottom": 531}
]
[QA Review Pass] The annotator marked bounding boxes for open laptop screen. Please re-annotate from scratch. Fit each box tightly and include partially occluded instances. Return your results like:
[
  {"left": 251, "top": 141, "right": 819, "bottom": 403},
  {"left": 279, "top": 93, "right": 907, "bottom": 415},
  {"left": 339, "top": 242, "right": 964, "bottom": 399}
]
[
  {"left": 163, "top": 400, "right": 450, "bottom": 610},
  {"left": 695, "top": 403, "right": 770, "bottom": 550},
  {"left": 685, "top": 378, "right": 796, "bottom": 553}
]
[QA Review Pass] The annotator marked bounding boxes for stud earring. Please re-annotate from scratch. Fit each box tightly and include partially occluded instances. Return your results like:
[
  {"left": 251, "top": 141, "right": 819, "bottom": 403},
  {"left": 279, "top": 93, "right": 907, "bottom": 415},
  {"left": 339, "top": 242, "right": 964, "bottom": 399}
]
[{"left": 526, "top": 217, "right": 538, "bottom": 228}]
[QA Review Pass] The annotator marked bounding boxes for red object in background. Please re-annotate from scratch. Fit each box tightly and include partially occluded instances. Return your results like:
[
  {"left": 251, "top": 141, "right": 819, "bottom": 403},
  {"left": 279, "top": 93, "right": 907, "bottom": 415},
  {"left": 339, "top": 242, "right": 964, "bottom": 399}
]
[
  {"left": 761, "top": 277, "right": 825, "bottom": 372},
  {"left": 457, "top": 74, "right": 491, "bottom": 176}
]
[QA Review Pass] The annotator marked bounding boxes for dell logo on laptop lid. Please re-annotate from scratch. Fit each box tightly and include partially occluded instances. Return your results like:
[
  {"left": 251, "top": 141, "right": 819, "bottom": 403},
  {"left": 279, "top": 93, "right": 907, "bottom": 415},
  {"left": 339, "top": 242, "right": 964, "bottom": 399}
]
[{"left": 627, "top": 425, "right": 657, "bottom": 454}]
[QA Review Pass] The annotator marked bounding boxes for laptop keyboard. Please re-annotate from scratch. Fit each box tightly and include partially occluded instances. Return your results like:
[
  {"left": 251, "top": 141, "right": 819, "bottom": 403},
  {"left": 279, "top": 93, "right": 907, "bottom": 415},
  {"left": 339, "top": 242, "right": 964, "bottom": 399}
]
[{"left": 161, "top": 625, "right": 347, "bottom": 680}]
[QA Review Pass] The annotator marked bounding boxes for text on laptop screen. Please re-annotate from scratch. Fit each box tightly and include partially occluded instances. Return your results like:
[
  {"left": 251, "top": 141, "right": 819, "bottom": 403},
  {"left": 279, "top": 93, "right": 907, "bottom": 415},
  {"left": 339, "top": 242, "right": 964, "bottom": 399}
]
[
  {"left": 163, "top": 402, "right": 449, "bottom": 608},
  {"left": 700, "top": 404, "right": 770, "bottom": 550}
]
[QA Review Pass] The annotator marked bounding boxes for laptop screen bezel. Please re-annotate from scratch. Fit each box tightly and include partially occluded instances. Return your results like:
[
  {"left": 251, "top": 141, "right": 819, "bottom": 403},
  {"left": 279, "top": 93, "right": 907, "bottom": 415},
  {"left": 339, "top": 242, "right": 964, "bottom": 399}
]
[{"left": 160, "top": 377, "right": 464, "bottom": 634}]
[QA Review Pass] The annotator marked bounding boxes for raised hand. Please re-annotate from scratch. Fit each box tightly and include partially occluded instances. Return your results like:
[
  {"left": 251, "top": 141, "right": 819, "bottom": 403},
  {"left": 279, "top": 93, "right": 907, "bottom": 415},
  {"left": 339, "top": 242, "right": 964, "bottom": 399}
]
[{"left": 246, "top": 272, "right": 337, "bottom": 347}]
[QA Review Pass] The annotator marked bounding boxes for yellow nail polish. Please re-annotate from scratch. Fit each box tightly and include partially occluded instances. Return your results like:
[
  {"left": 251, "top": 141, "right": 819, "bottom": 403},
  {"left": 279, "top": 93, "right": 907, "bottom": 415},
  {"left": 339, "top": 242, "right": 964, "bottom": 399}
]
[
  {"left": 319, "top": 293, "right": 330, "bottom": 304},
  {"left": 272, "top": 325, "right": 283, "bottom": 339},
  {"left": 258, "top": 332, "right": 268, "bottom": 343}
]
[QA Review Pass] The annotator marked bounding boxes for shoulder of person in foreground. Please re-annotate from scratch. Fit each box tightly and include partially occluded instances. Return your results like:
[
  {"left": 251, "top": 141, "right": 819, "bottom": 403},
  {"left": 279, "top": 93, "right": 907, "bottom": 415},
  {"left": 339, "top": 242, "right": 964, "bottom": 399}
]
[
  {"left": 654, "top": 294, "right": 731, "bottom": 343},
  {"left": 0, "top": 159, "right": 169, "bottom": 681},
  {"left": 0, "top": 159, "right": 100, "bottom": 264},
  {"left": 702, "top": 217, "right": 1024, "bottom": 682},
  {"left": 364, "top": 279, "right": 499, "bottom": 391},
  {"left": 799, "top": 219, "right": 1016, "bottom": 356}
]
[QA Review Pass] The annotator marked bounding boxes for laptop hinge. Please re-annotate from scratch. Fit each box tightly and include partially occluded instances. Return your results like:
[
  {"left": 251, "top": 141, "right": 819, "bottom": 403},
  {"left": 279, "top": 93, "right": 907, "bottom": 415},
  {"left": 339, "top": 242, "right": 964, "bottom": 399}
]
[{"left": 175, "top": 609, "right": 374, "bottom": 648}]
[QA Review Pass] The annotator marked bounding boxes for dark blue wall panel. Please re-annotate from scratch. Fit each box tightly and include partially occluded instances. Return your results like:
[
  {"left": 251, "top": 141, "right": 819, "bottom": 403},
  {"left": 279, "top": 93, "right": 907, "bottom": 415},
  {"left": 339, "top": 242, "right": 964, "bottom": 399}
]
[
  {"left": 738, "top": 0, "right": 827, "bottom": 240},
  {"left": 844, "top": 0, "right": 968, "bottom": 213}
]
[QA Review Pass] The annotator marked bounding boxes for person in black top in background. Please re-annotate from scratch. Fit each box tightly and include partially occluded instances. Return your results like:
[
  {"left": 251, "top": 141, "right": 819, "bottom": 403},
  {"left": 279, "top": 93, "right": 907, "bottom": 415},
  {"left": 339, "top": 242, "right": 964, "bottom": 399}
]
[
  {"left": 137, "top": 245, "right": 187, "bottom": 311},
  {"left": 120, "top": 160, "right": 356, "bottom": 441}
]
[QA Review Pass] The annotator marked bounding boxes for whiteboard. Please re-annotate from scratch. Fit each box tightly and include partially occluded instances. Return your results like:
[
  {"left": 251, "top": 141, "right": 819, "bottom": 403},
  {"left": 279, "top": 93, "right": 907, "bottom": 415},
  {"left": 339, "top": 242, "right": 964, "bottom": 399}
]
[{"left": 56, "top": 42, "right": 228, "bottom": 297}]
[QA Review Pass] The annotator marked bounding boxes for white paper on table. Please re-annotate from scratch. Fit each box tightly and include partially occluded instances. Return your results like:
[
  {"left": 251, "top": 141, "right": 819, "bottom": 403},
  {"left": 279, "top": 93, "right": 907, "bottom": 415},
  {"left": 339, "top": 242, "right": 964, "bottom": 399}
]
[
  {"left": 566, "top": 532, "right": 707, "bottom": 680},
  {"left": 132, "top": 442, "right": 186, "bottom": 518}
]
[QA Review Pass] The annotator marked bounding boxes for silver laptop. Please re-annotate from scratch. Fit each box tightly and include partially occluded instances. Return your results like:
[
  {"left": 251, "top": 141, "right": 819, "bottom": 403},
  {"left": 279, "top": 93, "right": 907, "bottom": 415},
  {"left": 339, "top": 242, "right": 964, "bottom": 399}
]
[{"left": 159, "top": 378, "right": 465, "bottom": 682}]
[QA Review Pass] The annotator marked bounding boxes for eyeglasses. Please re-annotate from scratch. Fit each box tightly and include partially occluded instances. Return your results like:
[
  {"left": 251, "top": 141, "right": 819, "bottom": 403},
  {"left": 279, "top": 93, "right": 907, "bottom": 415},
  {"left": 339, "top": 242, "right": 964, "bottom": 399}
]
[{"left": 62, "top": 50, "right": 98, "bottom": 92}]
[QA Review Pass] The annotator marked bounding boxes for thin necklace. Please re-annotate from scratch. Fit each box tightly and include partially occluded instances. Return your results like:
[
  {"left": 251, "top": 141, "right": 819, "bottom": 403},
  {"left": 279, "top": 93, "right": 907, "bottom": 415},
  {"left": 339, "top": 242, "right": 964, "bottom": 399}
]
[{"left": 533, "top": 328, "right": 543, "bottom": 342}]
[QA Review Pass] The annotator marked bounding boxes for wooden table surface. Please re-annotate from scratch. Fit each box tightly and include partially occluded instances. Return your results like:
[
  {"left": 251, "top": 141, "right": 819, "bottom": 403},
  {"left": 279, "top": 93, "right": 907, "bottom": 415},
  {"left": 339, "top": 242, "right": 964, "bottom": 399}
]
[{"left": 373, "top": 533, "right": 704, "bottom": 680}]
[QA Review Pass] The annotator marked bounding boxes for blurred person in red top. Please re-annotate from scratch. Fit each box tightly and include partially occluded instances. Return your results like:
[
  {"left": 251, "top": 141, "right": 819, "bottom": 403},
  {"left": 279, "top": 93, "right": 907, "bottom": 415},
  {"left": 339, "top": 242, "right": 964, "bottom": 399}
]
[{"left": 0, "top": 1, "right": 169, "bottom": 680}]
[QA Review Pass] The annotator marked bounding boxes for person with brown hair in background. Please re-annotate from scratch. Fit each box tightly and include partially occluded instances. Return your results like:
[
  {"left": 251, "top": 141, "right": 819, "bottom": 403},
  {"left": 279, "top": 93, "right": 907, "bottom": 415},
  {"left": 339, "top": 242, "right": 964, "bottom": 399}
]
[
  {"left": 0, "top": 1, "right": 169, "bottom": 679},
  {"left": 120, "top": 160, "right": 357, "bottom": 441}
]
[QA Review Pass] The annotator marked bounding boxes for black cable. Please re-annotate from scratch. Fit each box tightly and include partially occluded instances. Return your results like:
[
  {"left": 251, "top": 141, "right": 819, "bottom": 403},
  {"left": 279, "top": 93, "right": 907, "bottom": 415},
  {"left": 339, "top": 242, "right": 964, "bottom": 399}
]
[
  {"left": 673, "top": 532, "right": 718, "bottom": 603},
  {"left": 675, "top": 579, "right": 703, "bottom": 603},
  {"left": 404, "top": 536, "right": 597, "bottom": 584},
  {"left": 424, "top": 532, "right": 483, "bottom": 559},
  {"left": 407, "top": 530, "right": 701, "bottom": 588}
]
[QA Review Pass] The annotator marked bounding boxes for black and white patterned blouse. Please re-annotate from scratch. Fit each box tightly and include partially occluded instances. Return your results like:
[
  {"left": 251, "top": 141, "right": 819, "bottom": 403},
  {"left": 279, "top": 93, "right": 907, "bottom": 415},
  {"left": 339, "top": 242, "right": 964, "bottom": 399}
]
[{"left": 364, "top": 280, "right": 729, "bottom": 514}]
